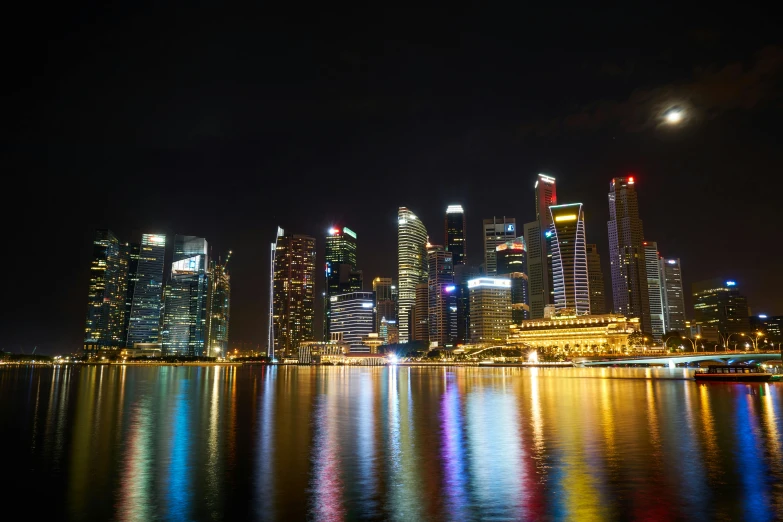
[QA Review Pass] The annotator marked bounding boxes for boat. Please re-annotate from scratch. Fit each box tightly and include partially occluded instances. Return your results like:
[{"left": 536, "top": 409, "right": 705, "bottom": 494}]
[{"left": 694, "top": 365, "right": 772, "bottom": 382}]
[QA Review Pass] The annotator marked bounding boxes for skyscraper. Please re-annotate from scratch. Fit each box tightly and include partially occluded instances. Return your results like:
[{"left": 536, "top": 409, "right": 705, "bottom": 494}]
[
  {"left": 329, "top": 291, "right": 375, "bottom": 352},
  {"left": 379, "top": 317, "right": 399, "bottom": 345},
  {"left": 692, "top": 278, "right": 750, "bottom": 336},
  {"left": 496, "top": 237, "right": 529, "bottom": 323},
  {"left": 607, "top": 176, "right": 651, "bottom": 333},
  {"left": 373, "top": 277, "right": 397, "bottom": 332},
  {"left": 549, "top": 203, "right": 590, "bottom": 315},
  {"left": 524, "top": 173, "right": 557, "bottom": 319},
  {"left": 126, "top": 233, "right": 166, "bottom": 347},
  {"left": 468, "top": 277, "right": 512, "bottom": 344},
  {"left": 162, "top": 235, "right": 210, "bottom": 356},
  {"left": 643, "top": 241, "right": 665, "bottom": 340},
  {"left": 660, "top": 257, "right": 686, "bottom": 332},
  {"left": 413, "top": 282, "right": 430, "bottom": 344},
  {"left": 84, "top": 229, "right": 128, "bottom": 353},
  {"left": 273, "top": 233, "right": 316, "bottom": 359},
  {"left": 454, "top": 264, "right": 481, "bottom": 345},
  {"left": 397, "top": 207, "right": 428, "bottom": 343},
  {"left": 427, "top": 245, "right": 456, "bottom": 347},
  {"left": 122, "top": 242, "right": 140, "bottom": 347},
  {"left": 585, "top": 244, "right": 606, "bottom": 315},
  {"left": 445, "top": 204, "right": 466, "bottom": 266},
  {"left": 324, "top": 226, "right": 361, "bottom": 339},
  {"left": 482, "top": 217, "right": 516, "bottom": 275},
  {"left": 206, "top": 252, "right": 231, "bottom": 358}
]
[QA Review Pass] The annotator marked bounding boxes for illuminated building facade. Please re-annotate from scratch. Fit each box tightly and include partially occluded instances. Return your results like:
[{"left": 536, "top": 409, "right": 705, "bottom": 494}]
[
  {"left": 121, "top": 242, "right": 140, "bottom": 347},
  {"left": 162, "top": 235, "right": 210, "bottom": 356},
  {"left": 427, "top": 245, "right": 456, "bottom": 347},
  {"left": 468, "top": 277, "right": 512, "bottom": 344},
  {"left": 273, "top": 233, "right": 316, "bottom": 359},
  {"left": 324, "top": 226, "right": 361, "bottom": 339},
  {"left": 206, "top": 253, "right": 231, "bottom": 358},
  {"left": 643, "top": 241, "right": 665, "bottom": 340},
  {"left": 84, "top": 229, "right": 128, "bottom": 353},
  {"left": 329, "top": 291, "right": 375, "bottom": 352},
  {"left": 454, "top": 264, "right": 481, "bottom": 345},
  {"left": 496, "top": 238, "right": 529, "bottom": 322},
  {"left": 482, "top": 216, "right": 516, "bottom": 275},
  {"left": 379, "top": 317, "right": 399, "bottom": 345},
  {"left": 507, "top": 313, "right": 641, "bottom": 352},
  {"left": 413, "top": 282, "right": 430, "bottom": 344},
  {"left": 524, "top": 173, "right": 557, "bottom": 319},
  {"left": 660, "top": 257, "right": 686, "bottom": 332},
  {"left": 750, "top": 315, "right": 782, "bottom": 342},
  {"left": 126, "top": 233, "right": 167, "bottom": 347},
  {"left": 692, "top": 278, "right": 750, "bottom": 335},
  {"left": 445, "top": 204, "right": 466, "bottom": 266},
  {"left": 549, "top": 203, "right": 590, "bottom": 315},
  {"left": 397, "top": 207, "right": 428, "bottom": 343},
  {"left": 585, "top": 244, "right": 606, "bottom": 315},
  {"left": 607, "top": 176, "right": 652, "bottom": 333},
  {"left": 373, "top": 277, "right": 397, "bottom": 332}
]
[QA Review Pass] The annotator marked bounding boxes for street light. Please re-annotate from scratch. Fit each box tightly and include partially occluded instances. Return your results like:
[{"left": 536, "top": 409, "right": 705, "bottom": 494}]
[
  {"left": 663, "top": 333, "right": 681, "bottom": 353},
  {"left": 720, "top": 332, "right": 745, "bottom": 352},
  {"left": 681, "top": 337, "right": 697, "bottom": 353},
  {"left": 749, "top": 331, "right": 764, "bottom": 352}
]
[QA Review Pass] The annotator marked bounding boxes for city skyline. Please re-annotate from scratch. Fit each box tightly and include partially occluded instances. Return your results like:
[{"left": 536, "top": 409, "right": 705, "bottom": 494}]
[{"left": 74, "top": 168, "right": 773, "bottom": 357}]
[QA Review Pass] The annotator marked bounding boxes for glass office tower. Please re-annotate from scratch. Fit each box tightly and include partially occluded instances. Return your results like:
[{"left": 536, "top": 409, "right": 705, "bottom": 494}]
[
  {"left": 496, "top": 237, "right": 530, "bottom": 322},
  {"left": 607, "top": 176, "right": 651, "bottom": 333},
  {"left": 397, "top": 207, "right": 428, "bottom": 343},
  {"left": 549, "top": 203, "right": 590, "bottom": 315},
  {"left": 84, "top": 229, "right": 128, "bottom": 353},
  {"left": 126, "top": 233, "right": 166, "bottom": 347},
  {"left": 162, "top": 235, "right": 210, "bottom": 356}
]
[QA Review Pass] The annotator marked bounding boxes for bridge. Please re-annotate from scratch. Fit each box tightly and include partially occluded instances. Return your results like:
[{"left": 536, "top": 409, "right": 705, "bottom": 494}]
[{"left": 573, "top": 351, "right": 782, "bottom": 367}]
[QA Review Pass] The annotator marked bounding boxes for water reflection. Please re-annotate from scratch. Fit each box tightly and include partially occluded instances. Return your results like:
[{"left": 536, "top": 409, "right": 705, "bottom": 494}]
[{"left": 1, "top": 366, "right": 781, "bottom": 520}]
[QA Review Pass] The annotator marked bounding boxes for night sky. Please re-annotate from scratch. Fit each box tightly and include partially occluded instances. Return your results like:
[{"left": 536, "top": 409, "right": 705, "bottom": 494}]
[{"left": 4, "top": 5, "right": 782, "bottom": 354}]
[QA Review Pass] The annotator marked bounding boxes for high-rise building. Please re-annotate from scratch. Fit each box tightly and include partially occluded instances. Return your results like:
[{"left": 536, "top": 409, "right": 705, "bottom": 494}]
[
  {"left": 445, "top": 204, "right": 466, "bottom": 266},
  {"left": 329, "top": 291, "right": 375, "bottom": 352},
  {"left": 660, "top": 257, "right": 686, "bottom": 332},
  {"left": 412, "top": 282, "right": 430, "bottom": 344},
  {"left": 427, "top": 245, "right": 456, "bottom": 347},
  {"left": 454, "top": 264, "right": 481, "bottom": 345},
  {"left": 496, "top": 237, "right": 529, "bottom": 323},
  {"left": 643, "top": 242, "right": 665, "bottom": 340},
  {"left": 524, "top": 173, "right": 558, "bottom": 319},
  {"left": 121, "top": 242, "right": 140, "bottom": 347},
  {"left": 607, "top": 176, "right": 651, "bottom": 333},
  {"left": 750, "top": 315, "right": 782, "bottom": 342},
  {"left": 397, "top": 207, "right": 428, "bottom": 343},
  {"left": 468, "top": 277, "right": 512, "bottom": 344},
  {"left": 162, "top": 235, "right": 210, "bottom": 357},
  {"left": 549, "top": 203, "right": 590, "bottom": 315},
  {"left": 273, "top": 233, "right": 316, "bottom": 359},
  {"left": 379, "top": 317, "right": 399, "bottom": 345},
  {"left": 585, "top": 244, "right": 606, "bottom": 315},
  {"left": 206, "top": 252, "right": 231, "bottom": 358},
  {"left": 692, "top": 278, "right": 750, "bottom": 336},
  {"left": 373, "top": 277, "right": 397, "bottom": 332},
  {"left": 483, "top": 217, "right": 516, "bottom": 275},
  {"left": 126, "top": 233, "right": 166, "bottom": 347},
  {"left": 84, "top": 229, "right": 128, "bottom": 353},
  {"left": 325, "top": 226, "right": 361, "bottom": 339}
]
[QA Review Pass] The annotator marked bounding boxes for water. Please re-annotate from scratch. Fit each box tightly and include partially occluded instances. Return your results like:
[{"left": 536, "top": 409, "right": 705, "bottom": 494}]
[{"left": 2, "top": 365, "right": 782, "bottom": 521}]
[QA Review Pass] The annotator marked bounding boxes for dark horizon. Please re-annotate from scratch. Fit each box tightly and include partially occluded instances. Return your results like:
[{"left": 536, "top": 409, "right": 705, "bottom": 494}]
[{"left": 4, "top": 5, "right": 782, "bottom": 354}]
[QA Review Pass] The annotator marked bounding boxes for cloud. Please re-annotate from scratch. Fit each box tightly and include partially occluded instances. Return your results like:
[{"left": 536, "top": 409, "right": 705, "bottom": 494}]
[{"left": 521, "top": 46, "right": 783, "bottom": 135}]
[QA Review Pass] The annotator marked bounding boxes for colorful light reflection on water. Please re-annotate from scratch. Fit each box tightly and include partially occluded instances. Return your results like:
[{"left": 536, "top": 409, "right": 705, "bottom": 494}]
[{"left": 1, "top": 366, "right": 782, "bottom": 520}]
